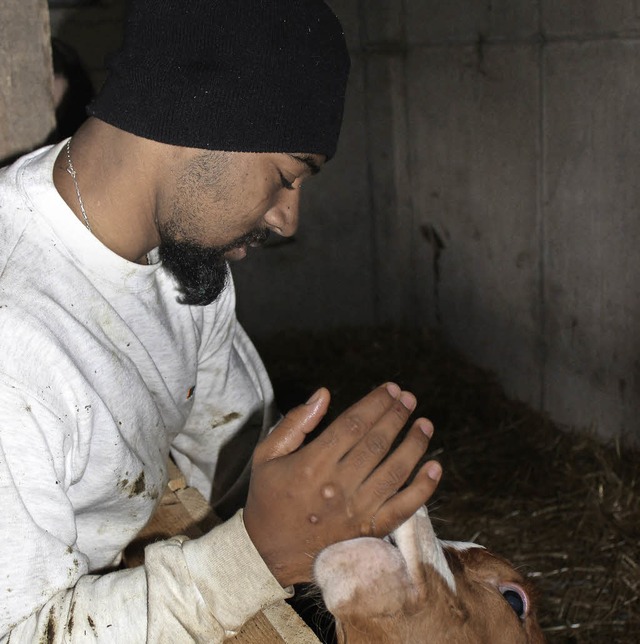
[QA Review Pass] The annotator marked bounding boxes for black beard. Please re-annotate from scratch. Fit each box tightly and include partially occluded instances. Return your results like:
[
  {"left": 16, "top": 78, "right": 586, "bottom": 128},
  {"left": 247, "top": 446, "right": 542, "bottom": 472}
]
[{"left": 159, "top": 227, "right": 270, "bottom": 306}]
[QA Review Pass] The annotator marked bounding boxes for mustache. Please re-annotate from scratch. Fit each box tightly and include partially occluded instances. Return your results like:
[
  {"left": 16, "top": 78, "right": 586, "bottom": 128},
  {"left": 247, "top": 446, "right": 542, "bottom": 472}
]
[{"left": 228, "top": 227, "right": 270, "bottom": 250}]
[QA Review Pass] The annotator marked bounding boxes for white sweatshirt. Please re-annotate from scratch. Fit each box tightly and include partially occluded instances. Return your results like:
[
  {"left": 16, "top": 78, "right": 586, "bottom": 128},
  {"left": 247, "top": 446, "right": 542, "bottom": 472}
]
[{"left": 0, "top": 142, "right": 290, "bottom": 642}]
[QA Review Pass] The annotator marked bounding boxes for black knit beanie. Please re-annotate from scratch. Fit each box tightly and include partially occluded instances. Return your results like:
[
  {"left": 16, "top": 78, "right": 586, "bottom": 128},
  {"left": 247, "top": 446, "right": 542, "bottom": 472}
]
[{"left": 88, "top": 0, "right": 350, "bottom": 159}]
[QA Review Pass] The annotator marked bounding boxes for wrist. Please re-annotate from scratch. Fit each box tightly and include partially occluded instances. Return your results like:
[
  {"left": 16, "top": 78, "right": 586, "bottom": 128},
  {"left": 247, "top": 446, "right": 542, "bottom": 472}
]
[{"left": 243, "top": 508, "right": 306, "bottom": 587}]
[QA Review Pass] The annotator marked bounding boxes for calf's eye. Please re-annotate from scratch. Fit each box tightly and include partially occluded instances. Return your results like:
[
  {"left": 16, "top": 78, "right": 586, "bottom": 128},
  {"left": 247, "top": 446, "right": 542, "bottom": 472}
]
[{"left": 499, "top": 584, "right": 528, "bottom": 620}]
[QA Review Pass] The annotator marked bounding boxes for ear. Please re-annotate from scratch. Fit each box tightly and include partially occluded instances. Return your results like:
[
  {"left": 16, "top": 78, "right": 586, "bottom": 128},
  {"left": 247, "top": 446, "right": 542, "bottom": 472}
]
[{"left": 315, "top": 538, "right": 414, "bottom": 617}]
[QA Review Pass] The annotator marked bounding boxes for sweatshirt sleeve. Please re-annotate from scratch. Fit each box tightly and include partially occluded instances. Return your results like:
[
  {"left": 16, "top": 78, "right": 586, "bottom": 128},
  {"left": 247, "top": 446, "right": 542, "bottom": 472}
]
[
  {"left": 0, "top": 370, "right": 289, "bottom": 643},
  {"left": 1, "top": 510, "right": 291, "bottom": 643}
]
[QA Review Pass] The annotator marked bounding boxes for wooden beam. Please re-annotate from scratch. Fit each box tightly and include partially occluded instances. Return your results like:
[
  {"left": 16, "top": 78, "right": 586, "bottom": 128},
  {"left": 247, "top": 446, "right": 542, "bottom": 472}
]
[{"left": 0, "top": 0, "right": 55, "bottom": 162}]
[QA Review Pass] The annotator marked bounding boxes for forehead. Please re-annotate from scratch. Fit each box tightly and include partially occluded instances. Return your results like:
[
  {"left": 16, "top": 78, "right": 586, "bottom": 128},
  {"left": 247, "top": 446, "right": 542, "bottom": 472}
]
[
  {"left": 449, "top": 547, "right": 529, "bottom": 586},
  {"left": 285, "top": 152, "right": 325, "bottom": 174},
  {"left": 223, "top": 150, "right": 326, "bottom": 172},
  {"left": 174, "top": 148, "right": 326, "bottom": 183}
]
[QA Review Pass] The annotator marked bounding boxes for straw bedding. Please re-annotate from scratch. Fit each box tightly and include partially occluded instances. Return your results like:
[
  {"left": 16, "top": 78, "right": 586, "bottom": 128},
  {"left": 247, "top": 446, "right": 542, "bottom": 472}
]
[{"left": 255, "top": 326, "right": 639, "bottom": 644}]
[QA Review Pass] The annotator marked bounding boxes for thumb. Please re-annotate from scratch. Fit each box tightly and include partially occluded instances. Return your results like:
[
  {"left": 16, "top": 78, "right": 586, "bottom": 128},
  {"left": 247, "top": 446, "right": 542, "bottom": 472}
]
[{"left": 256, "top": 388, "right": 330, "bottom": 463}]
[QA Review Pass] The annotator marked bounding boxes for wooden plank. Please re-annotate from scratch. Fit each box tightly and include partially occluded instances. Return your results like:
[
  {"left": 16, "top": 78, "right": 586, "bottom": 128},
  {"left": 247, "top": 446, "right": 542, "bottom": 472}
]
[
  {"left": 175, "top": 486, "right": 220, "bottom": 533},
  {"left": 262, "top": 603, "right": 323, "bottom": 644},
  {"left": 0, "top": 0, "right": 55, "bottom": 161},
  {"left": 230, "top": 612, "right": 289, "bottom": 644},
  {"left": 166, "top": 459, "right": 187, "bottom": 491}
]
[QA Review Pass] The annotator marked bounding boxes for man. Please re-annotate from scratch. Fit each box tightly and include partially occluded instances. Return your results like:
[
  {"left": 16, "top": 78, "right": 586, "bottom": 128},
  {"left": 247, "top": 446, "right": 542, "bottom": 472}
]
[{"left": 0, "top": 0, "right": 442, "bottom": 641}]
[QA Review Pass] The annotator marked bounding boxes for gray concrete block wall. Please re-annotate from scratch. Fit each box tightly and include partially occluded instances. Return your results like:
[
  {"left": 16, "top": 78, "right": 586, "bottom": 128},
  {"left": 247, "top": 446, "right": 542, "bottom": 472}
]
[
  {"left": 543, "top": 40, "right": 640, "bottom": 439},
  {"left": 407, "top": 43, "right": 543, "bottom": 407},
  {"left": 401, "top": 0, "right": 639, "bottom": 442},
  {"left": 356, "top": 0, "right": 423, "bottom": 326},
  {"left": 406, "top": 0, "right": 539, "bottom": 42},
  {"left": 542, "top": 1, "right": 640, "bottom": 37}
]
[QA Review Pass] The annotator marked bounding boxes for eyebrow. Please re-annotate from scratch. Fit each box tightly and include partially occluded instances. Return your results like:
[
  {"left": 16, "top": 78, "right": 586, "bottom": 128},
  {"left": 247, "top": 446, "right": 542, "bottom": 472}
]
[{"left": 287, "top": 153, "right": 322, "bottom": 176}]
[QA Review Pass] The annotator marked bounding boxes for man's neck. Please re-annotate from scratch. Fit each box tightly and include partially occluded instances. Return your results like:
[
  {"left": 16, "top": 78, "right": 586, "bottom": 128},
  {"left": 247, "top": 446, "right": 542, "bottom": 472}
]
[{"left": 53, "top": 118, "right": 163, "bottom": 264}]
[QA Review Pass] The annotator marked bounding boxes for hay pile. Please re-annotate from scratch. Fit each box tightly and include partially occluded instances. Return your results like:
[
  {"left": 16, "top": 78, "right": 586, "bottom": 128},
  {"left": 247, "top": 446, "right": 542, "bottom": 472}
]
[{"left": 255, "top": 326, "right": 639, "bottom": 644}]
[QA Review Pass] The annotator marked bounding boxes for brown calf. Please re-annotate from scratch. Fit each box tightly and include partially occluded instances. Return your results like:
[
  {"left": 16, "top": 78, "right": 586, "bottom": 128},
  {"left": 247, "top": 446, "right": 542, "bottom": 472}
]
[{"left": 314, "top": 506, "right": 545, "bottom": 643}]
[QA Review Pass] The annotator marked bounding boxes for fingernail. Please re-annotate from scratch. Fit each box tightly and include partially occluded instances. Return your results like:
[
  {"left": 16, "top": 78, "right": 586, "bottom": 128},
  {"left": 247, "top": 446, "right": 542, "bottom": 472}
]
[
  {"left": 385, "top": 382, "right": 401, "bottom": 398},
  {"left": 399, "top": 392, "right": 416, "bottom": 411},
  {"left": 305, "top": 389, "right": 321, "bottom": 405},
  {"left": 427, "top": 462, "right": 442, "bottom": 481},
  {"left": 418, "top": 419, "right": 434, "bottom": 438}
]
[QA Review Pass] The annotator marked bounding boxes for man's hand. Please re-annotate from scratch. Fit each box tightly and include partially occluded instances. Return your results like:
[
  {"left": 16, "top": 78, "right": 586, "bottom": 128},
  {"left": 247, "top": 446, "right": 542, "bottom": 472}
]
[{"left": 243, "top": 383, "right": 442, "bottom": 587}]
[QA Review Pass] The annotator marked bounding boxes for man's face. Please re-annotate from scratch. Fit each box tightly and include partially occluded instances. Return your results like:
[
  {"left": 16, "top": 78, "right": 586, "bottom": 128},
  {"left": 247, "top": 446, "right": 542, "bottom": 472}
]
[{"left": 157, "top": 149, "right": 324, "bottom": 305}]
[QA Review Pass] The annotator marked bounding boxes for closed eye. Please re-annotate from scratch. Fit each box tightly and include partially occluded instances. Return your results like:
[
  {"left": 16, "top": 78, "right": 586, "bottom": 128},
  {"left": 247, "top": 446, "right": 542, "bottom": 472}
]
[{"left": 279, "top": 171, "right": 295, "bottom": 190}]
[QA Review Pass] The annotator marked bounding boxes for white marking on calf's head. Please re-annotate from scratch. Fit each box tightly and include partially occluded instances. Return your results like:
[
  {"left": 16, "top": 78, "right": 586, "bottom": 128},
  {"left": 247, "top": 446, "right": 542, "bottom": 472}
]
[
  {"left": 392, "top": 506, "right": 462, "bottom": 594},
  {"left": 439, "top": 539, "right": 486, "bottom": 553}
]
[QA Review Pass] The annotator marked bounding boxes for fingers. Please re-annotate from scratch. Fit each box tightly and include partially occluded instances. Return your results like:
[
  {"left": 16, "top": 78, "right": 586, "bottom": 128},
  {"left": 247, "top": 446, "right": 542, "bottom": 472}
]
[
  {"left": 254, "top": 388, "right": 330, "bottom": 463},
  {"left": 357, "top": 417, "right": 433, "bottom": 500},
  {"left": 370, "top": 458, "right": 442, "bottom": 537},
  {"left": 352, "top": 417, "right": 434, "bottom": 523},
  {"left": 309, "top": 382, "right": 404, "bottom": 461},
  {"left": 339, "top": 390, "right": 418, "bottom": 475}
]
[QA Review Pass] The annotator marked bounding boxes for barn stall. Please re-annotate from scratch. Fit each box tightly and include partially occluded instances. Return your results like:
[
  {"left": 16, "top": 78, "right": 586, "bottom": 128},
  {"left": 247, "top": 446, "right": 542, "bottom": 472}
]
[
  {"left": 2, "top": 0, "right": 638, "bottom": 642},
  {"left": 257, "top": 327, "right": 639, "bottom": 643}
]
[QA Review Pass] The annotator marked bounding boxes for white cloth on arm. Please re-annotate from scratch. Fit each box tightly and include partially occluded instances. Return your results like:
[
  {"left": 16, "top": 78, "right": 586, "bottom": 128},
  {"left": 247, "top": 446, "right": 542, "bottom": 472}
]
[{"left": 0, "top": 142, "right": 288, "bottom": 642}]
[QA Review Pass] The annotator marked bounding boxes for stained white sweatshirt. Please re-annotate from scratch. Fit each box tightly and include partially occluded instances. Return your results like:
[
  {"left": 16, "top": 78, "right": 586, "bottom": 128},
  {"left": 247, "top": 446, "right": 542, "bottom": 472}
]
[{"left": 0, "top": 142, "right": 290, "bottom": 642}]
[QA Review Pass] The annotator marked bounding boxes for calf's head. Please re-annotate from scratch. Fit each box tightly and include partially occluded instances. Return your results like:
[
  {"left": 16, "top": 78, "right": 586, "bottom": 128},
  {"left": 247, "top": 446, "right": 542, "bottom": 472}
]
[{"left": 314, "top": 506, "right": 545, "bottom": 643}]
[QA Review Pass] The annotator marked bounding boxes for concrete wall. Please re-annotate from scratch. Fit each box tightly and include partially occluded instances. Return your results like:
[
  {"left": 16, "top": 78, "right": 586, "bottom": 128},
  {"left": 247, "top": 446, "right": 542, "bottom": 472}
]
[
  {"left": 241, "top": 0, "right": 639, "bottom": 444},
  {"left": 398, "top": 0, "right": 639, "bottom": 443},
  {"left": 44, "top": 1, "right": 639, "bottom": 443}
]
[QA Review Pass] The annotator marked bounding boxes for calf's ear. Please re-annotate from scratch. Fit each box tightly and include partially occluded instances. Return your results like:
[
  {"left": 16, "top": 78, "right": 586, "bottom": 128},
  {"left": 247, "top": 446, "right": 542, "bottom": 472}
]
[{"left": 315, "top": 538, "right": 414, "bottom": 617}]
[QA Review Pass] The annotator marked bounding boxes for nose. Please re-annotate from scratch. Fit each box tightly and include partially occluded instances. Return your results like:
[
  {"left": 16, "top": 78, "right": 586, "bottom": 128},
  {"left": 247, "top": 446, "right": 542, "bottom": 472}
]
[{"left": 263, "top": 188, "right": 300, "bottom": 238}]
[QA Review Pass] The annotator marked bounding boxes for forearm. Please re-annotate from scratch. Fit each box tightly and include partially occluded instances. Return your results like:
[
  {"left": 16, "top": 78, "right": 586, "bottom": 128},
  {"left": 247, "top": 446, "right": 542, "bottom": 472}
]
[
  {"left": 2, "top": 511, "right": 289, "bottom": 643},
  {"left": 2, "top": 561, "right": 221, "bottom": 643},
  {"left": 180, "top": 509, "right": 293, "bottom": 633},
  {"left": 1, "top": 568, "right": 148, "bottom": 643}
]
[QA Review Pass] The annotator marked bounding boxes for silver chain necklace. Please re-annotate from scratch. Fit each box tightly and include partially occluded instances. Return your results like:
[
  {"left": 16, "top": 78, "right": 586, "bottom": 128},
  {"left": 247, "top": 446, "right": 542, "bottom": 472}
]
[
  {"left": 65, "top": 139, "right": 92, "bottom": 232},
  {"left": 64, "top": 139, "right": 151, "bottom": 265}
]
